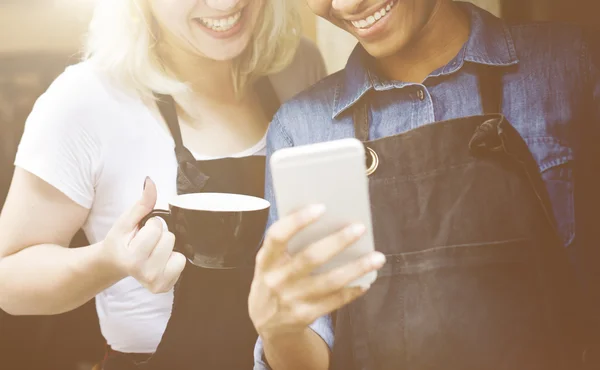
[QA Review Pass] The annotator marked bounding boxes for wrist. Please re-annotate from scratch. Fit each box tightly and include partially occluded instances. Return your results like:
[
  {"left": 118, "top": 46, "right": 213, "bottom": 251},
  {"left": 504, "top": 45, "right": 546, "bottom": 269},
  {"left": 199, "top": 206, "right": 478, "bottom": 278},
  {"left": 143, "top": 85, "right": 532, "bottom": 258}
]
[
  {"left": 260, "top": 325, "right": 311, "bottom": 344},
  {"left": 89, "top": 241, "right": 127, "bottom": 281}
]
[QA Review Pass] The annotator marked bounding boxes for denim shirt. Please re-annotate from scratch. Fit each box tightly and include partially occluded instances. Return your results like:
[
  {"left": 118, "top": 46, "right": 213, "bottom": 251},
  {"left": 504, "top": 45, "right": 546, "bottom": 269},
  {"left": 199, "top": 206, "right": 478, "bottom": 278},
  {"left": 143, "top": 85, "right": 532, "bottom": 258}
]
[{"left": 254, "top": 3, "right": 600, "bottom": 368}]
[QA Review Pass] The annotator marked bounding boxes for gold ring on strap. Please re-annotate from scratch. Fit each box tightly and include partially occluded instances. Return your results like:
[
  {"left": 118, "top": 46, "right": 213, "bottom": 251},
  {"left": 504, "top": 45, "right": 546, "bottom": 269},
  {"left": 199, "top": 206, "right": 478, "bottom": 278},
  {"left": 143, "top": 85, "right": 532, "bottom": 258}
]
[{"left": 365, "top": 146, "right": 379, "bottom": 176}]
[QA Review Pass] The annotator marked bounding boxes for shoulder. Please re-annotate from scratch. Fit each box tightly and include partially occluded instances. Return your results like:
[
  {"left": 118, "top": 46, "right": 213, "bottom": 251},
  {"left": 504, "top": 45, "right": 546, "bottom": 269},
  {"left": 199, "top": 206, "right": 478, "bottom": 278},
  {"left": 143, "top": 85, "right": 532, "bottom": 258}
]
[
  {"left": 278, "top": 69, "right": 343, "bottom": 117},
  {"left": 38, "top": 61, "right": 119, "bottom": 109},
  {"left": 508, "top": 21, "right": 592, "bottom": 69},
  {"left": 503, "top": 21, "right": 599, "bottom": 94},
  {"left": 271, "top": 69, "right": 344, "bottom": 138},
  {"left": 509, "top": 20, "right": 587, "bottom": 45},
  {"left": 269, "top": 37, "right": 328, "bottom": 102},
  {"left": 26, "top": 60, "right": 141, "bottom": 134}
]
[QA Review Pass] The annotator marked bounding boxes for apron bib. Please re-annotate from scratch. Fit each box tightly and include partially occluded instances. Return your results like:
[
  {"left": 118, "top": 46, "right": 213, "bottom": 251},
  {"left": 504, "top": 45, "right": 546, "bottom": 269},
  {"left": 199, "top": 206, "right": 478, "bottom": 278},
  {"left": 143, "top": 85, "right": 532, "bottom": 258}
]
[
  {"left": 102, "top": 78, "right": 279, "bottom": 370},
  {"left": 331, "top": 69, "right": 592, "bottom": 370}
]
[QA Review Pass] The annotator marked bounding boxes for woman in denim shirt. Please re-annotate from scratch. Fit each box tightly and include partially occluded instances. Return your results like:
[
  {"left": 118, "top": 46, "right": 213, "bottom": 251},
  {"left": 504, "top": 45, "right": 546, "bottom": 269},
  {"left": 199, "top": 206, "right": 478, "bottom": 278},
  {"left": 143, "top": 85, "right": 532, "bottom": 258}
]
[{"left": 250, "top": 0, "right": 600, "bottom": 369}]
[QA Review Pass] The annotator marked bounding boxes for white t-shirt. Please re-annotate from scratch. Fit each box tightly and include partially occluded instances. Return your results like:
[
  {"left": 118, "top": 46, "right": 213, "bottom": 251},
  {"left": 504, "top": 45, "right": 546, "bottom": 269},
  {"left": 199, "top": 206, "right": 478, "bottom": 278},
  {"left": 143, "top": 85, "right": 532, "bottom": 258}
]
[{"left": 14, "top": 38, "right": 326, "bottom": 354}]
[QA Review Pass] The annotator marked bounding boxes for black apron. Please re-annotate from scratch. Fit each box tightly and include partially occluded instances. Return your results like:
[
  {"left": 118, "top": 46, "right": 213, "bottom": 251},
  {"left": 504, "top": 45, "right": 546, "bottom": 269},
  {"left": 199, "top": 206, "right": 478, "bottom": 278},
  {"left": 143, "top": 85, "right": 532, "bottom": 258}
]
[
  {"left": 330, "top": 69, "right": 594, "bottom": 370},
  {"left": 102, "top": 78, "right": 280, "bottom": 370}
]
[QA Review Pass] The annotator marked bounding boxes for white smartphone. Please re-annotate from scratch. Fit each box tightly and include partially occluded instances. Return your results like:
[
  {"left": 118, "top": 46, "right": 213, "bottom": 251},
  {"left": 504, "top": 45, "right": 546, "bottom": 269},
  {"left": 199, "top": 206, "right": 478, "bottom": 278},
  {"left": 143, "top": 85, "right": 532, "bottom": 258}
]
[{"left": 270, "top": 138, "right": 377, "bottom": 288}]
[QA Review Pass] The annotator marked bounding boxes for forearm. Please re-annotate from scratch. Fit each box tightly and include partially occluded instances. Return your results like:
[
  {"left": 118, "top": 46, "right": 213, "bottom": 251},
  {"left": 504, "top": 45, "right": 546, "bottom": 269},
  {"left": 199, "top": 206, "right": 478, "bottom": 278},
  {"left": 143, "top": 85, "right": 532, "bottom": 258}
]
[
  {"left": 262, "top": 327, "right": 331, "bottom": 370},
  {"left": 0, "top": 242, "right": 125, "bottom": 315}
]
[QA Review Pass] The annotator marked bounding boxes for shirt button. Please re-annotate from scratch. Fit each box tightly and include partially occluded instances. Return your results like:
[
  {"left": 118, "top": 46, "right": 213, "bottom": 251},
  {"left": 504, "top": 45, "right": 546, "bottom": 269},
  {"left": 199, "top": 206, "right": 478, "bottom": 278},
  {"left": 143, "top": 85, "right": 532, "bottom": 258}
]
[{"left": 417, "top": 89, "right": 425, "bottom": 101}]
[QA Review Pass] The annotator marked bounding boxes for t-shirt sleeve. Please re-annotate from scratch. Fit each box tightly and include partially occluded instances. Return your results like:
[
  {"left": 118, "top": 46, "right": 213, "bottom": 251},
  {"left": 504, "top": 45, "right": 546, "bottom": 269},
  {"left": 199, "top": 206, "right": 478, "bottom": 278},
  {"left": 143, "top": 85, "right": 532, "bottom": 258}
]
[{"left": 14, "top": 68, "right": 102, "bottom": 209}]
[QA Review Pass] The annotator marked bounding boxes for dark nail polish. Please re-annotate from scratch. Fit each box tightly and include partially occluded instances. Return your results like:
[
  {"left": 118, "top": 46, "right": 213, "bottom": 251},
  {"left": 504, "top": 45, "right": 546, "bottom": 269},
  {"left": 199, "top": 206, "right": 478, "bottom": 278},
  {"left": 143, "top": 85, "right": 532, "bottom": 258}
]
[{"left": 143, "top": 176, "right": 150, "bottom": 190}]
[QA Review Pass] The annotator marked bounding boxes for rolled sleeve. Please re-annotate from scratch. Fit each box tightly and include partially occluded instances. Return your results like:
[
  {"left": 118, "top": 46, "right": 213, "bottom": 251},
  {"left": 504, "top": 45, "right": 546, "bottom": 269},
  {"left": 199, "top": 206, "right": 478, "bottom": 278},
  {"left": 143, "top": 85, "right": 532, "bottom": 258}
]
[{"left": 253, "top": 315, "right": 335, "bottom": 370}]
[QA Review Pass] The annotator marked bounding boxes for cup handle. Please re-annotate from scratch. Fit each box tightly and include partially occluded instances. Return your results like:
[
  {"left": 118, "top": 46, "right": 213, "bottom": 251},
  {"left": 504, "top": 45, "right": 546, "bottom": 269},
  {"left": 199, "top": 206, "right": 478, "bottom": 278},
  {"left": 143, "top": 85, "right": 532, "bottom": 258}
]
[{"left": 139, "top": 210, "right": 172, "bottom": 231}]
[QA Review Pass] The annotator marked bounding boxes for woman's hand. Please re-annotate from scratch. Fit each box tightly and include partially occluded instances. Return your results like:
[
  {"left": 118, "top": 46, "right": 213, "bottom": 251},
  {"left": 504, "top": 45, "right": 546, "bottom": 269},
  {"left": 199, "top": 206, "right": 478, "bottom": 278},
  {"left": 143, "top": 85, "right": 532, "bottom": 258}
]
[
  {"left": 103, "top": 177, "right": 187, "bottom": 294},
  {"left": 248, "top": 205, "right": 386, "bottom": 340}
]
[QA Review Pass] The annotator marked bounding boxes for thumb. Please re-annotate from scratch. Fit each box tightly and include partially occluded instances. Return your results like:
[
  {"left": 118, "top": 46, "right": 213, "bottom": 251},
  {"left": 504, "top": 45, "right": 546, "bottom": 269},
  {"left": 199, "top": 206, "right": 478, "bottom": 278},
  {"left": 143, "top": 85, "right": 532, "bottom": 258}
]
[{"left": 113, "top": 177, "right": 158, "bottom": 234}]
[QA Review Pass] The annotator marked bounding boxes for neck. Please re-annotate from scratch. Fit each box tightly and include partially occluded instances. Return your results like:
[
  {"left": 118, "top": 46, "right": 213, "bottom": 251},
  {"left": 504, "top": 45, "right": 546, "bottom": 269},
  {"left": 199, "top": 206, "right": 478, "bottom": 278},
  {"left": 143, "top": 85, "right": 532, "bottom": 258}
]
[
  {"left": 377, "top": 0, "right": 470, "bottom": 83},
  {"left": 158, "top": 37, "right": 238, "bottom": 102}
]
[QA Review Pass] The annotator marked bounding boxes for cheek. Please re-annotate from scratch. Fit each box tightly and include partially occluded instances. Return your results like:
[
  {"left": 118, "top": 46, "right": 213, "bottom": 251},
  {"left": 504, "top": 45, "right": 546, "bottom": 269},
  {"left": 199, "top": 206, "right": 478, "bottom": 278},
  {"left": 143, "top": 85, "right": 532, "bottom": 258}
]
[
  {"left": 150, "top": 0, "right": 192, "bottom": 27},
  {"left": 248, "top": 0, "right": 266, "bottom": 24},
  {"left": 306, "top": 0, "right": 330, "bottom": 18}
]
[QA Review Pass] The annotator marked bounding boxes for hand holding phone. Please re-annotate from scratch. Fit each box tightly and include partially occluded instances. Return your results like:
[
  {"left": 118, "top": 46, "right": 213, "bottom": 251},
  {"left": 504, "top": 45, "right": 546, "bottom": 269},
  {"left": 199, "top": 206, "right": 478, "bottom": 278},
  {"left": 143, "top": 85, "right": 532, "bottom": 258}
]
[
  {"left": 249, "top": 204, "right": 386, "bottom": 343},
  {"left": 269, "top": 138, "right": 378, "bottom": 288}
]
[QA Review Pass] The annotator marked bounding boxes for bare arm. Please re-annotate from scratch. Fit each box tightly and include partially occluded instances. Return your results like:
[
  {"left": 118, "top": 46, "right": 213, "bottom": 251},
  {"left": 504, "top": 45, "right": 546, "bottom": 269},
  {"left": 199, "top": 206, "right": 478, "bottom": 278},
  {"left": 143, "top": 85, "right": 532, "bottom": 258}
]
[
  {"left": 0, "top": 170, "right": 186, "bottom": 316},
  {"left": 0, "top": 169, "right": 123, "bottom": 315}
]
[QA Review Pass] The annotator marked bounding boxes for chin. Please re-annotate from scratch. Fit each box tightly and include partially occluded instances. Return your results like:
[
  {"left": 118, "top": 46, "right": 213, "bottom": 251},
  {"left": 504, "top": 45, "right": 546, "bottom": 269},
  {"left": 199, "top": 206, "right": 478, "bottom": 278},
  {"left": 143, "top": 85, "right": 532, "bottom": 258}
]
[
  {"left": 359, "top": 36, "right": 410, "bottom": 59},
  {"left": 202, "top": 48, "right": 247, "bottom": 62},
  {"left": 196, "top": 38, "right": 252, "bottom": 61}
]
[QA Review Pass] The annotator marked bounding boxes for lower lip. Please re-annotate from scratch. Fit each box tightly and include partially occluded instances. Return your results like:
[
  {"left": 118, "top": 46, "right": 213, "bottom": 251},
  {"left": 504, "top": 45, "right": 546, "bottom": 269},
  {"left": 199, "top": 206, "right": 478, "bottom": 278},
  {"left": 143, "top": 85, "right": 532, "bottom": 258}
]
[
  {"left": 194, "top": 10, "right": 246, "bottom": 40},
  {"left": 349, "top": 4, "right": 396, "bottom": 40}
]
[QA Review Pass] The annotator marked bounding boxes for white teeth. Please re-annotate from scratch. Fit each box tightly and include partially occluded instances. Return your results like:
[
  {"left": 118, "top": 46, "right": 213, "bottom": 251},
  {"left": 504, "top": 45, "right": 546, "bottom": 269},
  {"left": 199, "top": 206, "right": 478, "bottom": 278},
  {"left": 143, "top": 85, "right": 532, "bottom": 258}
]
[
  {"left": 350, "top": 0, "right": 395, "bottom": 30},
  {"left": 198, "top": 11, "right": 242, "bottom": 32}
]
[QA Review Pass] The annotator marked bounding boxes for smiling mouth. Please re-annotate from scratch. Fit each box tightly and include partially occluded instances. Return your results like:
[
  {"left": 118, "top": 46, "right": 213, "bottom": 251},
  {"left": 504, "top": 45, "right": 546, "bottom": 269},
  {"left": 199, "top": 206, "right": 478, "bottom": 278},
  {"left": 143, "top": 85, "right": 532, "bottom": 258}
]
[
  {"left": 195, "top": 10, "right": 243, "bottom": 32},
  {"left": 349, "top": 0, "right": 397, "bottom": 30}
]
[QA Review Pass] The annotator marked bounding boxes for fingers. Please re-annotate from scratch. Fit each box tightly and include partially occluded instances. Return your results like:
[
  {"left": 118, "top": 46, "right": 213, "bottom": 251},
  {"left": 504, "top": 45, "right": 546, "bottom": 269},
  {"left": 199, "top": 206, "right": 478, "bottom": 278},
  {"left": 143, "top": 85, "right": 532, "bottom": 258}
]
[
  {"left": 163, "top": 257, "right": 185, "bottom": 291},
  {"left": 113, "top": 177, "right": 158, "bottom": 235},
  {"left": 303, "top": 251, "right": 386, "bottom": 298},
  {"left": 285, "top": 223, "right": 367, "bottom": 279},
  {"left": 143, "top": 230, "right": 176, "bottom": 279},
  {"left": 256, "top": 205, "right": 326, "bottom": 270},
  {"left": 128, "top": 217, "right": 164, "bottom": 258},
  {"left": 128, "top": 227, "right": 184, "bottom": 294},
  {"left": 312, "top": 286, "right": 369, "bottom": 316},
  {"left": 275, "top": 252, "right": 385, "bottom": 312},
  {"left": 161, "top": 252, "right": 187, "bottom": 290},
  {"left": 143, "top": 252, "right": 186, "bottom": 294}
]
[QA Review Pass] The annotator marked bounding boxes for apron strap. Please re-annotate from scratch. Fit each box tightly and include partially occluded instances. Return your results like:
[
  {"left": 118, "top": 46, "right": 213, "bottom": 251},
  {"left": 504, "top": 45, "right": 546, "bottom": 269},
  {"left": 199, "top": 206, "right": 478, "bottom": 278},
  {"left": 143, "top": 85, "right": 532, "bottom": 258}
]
[
  {"left": 352, "top": 100, "right": 370, "bottom": 142},
  {"left": 479, "top": 66, "right": 503, "bottom": 115},
  {"left": 155, "top": 93, "right": 186, "bottom": 149},
  {"left": 154, "top": 76, "right": 281, "bottom": 151},
  {"left": 152, "top": 78, "right": 281, "bottom": 194}
]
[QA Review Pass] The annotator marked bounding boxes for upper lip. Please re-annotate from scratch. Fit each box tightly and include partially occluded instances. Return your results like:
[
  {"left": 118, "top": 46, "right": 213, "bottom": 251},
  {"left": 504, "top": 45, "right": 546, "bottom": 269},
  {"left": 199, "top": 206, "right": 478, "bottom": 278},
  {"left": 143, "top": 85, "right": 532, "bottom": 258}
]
[{"left": 341, "top": 0, "right": 391, "bottom": 21}]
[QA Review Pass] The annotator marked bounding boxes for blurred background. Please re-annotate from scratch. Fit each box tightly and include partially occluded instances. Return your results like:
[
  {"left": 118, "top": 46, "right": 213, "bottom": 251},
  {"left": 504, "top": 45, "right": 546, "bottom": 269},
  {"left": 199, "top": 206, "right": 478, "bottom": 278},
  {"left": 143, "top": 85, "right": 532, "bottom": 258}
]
[{"left": 0, "top": 0, "right": 598, "bottom": 369}]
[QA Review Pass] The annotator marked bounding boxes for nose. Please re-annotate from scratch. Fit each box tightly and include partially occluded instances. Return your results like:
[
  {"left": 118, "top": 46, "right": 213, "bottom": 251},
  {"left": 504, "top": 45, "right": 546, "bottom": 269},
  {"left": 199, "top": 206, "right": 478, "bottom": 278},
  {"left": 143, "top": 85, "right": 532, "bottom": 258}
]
[
  {"left": 332, "top": 0, "right": 364, "bottom": 14},
  {"left": 204, "top": 0, "right": 240, "bottom": 11}
]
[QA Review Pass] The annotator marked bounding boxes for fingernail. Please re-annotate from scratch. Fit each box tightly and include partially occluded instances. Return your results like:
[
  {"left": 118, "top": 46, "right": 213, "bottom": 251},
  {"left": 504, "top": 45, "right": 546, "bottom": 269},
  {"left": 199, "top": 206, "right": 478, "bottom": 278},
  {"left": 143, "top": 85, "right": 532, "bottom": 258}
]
[
  {"left": 346, "top": 224, "right": 366, "bottom": 237},
  {"left": 304, "top": 204, "right": 326, "bottom": 219},
  {"left": 143, "top": 176, "right": 150, "bottom": 190},
  {"left": 153, "top": 217, "right": 168, "bottom": 230},
  {"left": 149, "top": 217, "right": 168, "bottom": 230},
  {"left": 371, "top": 252, "right": 386, "bottom": 267}
]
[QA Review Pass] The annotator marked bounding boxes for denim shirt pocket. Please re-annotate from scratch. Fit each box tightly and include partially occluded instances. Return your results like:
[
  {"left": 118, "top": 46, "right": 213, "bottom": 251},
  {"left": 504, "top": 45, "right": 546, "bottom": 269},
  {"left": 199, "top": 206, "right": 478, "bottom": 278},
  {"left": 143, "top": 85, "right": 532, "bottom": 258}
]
[{"left": 525, "top": 137, "right": 575, "bottom": 247}]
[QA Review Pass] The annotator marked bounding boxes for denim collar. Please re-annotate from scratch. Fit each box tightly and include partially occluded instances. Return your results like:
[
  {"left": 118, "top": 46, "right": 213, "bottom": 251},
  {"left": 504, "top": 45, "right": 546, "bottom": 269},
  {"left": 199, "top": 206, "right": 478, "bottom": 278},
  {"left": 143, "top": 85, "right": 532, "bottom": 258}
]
[{"left": 332, "top": 2, "right": 520, "bottom": 119}]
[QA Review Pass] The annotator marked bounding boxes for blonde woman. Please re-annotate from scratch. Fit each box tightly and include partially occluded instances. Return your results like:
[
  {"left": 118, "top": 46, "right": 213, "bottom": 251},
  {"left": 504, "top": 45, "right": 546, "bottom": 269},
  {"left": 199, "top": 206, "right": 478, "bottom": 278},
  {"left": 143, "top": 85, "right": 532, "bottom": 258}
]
[{"left": 0, "top": 0, "right": 325, "bottom": 368}]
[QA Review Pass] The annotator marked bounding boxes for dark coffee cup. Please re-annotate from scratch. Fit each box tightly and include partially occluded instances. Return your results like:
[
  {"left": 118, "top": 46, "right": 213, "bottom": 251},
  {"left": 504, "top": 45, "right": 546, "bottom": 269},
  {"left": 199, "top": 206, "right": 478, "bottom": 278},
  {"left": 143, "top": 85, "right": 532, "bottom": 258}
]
[{"left": 141, "top": 193, "right": 270, "bottom": 269}]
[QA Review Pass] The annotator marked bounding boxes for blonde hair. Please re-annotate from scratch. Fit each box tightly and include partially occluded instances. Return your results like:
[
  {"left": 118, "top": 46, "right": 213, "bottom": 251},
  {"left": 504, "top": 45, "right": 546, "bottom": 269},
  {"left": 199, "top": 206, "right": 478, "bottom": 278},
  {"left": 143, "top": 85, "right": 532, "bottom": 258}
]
[{"left": 83, "top": 0, "right": 301, "bottom": 98}]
